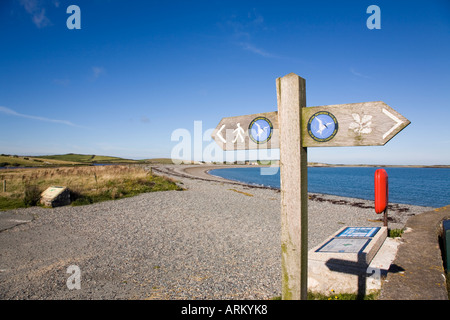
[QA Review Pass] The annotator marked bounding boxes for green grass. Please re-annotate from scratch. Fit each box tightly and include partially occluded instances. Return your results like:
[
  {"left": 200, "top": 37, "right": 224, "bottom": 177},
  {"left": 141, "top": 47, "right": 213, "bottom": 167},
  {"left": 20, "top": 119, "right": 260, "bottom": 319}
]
[
  {"left": 37, "top": 153, "right": 110, "bottom": 163},
  {"left": 138, "top": 158, "right": 180, "bottom": 164},
  {"left": 307, "top": 291, "right": 379, "bottom": 300},
  {"left": 0, "top": 165, "right": 183, "bottom": 210},
  {"left": 0, "top": 196, "right": 27, "bottom": 210},
  {"left": 70, "top": 174, "right": 182, "bottom": 206},
  {"left": 36, "top": 153, "right": 143, "bottom": 164},
  {"left": 0, "top": 155, "right": 80, "bottom": 167},
  {"left": 91, "top": 155, "right": 134, "bottom": 163},
  {"left": 272, "top": 290, "right": 380, "bottom": 300},
  {"left": 446, "top": 272, "right": 450, "bottom": 300},
  {"left": 0, "top": 154, "right": 184, "bottom": 167},
  {"left": 36, "top": 153, "right": 93, "bottom": 162},
  {"left": 388, "top": 228, "right": 404, "bottom": 238}
]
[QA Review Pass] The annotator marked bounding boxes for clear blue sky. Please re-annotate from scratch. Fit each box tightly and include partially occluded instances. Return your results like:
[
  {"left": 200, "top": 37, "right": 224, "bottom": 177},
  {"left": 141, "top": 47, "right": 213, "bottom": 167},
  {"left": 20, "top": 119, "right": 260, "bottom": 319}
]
[{"left": 1, "top": 0, "right": 449, "bottom": 165}]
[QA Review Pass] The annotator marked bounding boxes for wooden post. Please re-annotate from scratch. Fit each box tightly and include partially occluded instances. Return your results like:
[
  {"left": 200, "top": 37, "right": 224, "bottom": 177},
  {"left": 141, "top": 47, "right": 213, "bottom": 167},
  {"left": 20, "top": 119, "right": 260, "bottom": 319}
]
[
  {"left": 2, "top": 180, "right": 6, "bottom": 192},
  {"left": 277, "top": 73, "right": 308, "bottom": 300}
]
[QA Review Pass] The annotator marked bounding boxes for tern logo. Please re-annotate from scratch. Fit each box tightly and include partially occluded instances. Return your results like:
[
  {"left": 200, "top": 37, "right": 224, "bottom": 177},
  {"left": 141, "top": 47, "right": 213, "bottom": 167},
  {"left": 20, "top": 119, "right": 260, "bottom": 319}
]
[
  {"left": 249, "top": 117, "right": 273, "bottom": 144},
  {"left": 307, "top": 111, "right": 338, "bottom": 142}
]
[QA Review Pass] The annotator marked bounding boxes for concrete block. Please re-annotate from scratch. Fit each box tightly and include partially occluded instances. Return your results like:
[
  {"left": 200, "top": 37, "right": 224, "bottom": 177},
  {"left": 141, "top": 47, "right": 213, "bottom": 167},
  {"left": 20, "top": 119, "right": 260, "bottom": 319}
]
[
  {"left": 40, "top": 186, "right": 71, "bottom": 208},
  {"left": 308, "top": 226, "right": 390, "bottom": 296}
]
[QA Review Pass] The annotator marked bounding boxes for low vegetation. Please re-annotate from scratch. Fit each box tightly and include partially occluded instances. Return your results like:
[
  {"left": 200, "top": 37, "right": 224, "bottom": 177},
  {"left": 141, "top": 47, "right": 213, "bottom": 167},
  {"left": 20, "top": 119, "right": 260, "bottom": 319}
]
[
  {"left": 36, "top": 153, "right": 137, "bottom": 164},
  {"left": 0, "top": 154, "right": 80, "bottom": 167},
  {"left": 388, "top": 228, "right": 404, "bottom": 238},
  {"left": 0, "top": 153, "right": 182, "bottom": 168},
  {"left": 446, "top": 272, "right": 450, "bottom": 300},
  {"left": 272, "top": 290, "right": 379, "bottom": 300},
  {"left": 0, "top": 165, "right": 182, "bottom": 210}
]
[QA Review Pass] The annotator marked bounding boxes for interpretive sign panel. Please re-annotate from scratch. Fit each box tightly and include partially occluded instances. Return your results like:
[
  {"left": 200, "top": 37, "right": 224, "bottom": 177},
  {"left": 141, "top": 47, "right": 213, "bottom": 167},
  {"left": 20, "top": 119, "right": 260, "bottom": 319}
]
[
  {"left": 336, "top": 227, "right": 380, "bottom": 238},
  {"left": 41, "top": 186, "right": 66, "bottom": 199},
  {"left": 40, "top": 186, "right": 71, "bottom": 208},
  {"left": 316, "top": 238, "right": 370, "bottom": 254}
]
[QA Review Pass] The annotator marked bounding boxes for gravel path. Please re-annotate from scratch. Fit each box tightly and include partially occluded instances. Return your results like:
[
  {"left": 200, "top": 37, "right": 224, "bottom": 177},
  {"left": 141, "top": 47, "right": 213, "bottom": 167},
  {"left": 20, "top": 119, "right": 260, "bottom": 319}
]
[{"left": 0, "top": 165, "right": 432, "bottom": 300}]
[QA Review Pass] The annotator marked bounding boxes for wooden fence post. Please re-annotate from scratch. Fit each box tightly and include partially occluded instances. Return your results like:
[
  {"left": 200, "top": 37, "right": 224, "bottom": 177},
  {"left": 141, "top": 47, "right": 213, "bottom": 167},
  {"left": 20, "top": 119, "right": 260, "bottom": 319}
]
[{"left": 277, "top": 73, "right": 308, "bottom": 300}]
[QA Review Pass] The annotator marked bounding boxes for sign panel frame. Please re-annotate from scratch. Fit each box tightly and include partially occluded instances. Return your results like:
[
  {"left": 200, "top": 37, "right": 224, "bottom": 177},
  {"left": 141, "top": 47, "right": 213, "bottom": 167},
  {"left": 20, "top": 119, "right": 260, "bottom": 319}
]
[{"left": 212, "top": 102, "right": 410, "bottom": 150}]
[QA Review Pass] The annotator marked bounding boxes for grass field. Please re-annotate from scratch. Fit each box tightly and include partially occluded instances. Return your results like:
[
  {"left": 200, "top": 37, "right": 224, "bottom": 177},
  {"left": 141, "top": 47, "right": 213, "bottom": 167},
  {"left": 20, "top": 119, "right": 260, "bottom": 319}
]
[
  {"left": 139, "top": 158, "right": 179, "bottom": 164},
  {"left": 36, "top": 153, "right": 138, "bottom": 163},
  {"left": 0, "top": 153, "right": 182, "bottom": 168},
  {"left": 0, "top": 165, "right": 182, "bottom": 210},
  {"left": 0, "top": 155, "right": 81, "bottom": 167}
]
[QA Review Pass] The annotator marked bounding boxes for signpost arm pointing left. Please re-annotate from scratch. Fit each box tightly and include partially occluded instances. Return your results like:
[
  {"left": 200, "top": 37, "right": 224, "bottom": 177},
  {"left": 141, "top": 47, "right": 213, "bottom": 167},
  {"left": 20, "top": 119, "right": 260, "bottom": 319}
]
[
  {"left": 277, "top": 73, "right": 308, "bottom": 300},
  {"left": 216, "top": 124, "right": 226, "bottom": 143}
]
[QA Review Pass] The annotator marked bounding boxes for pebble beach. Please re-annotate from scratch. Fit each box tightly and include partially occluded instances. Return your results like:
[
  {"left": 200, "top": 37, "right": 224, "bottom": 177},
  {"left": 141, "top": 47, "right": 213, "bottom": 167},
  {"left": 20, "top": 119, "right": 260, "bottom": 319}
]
[{"left": 0, "top": 164, "right": 432, "bottom": 299}]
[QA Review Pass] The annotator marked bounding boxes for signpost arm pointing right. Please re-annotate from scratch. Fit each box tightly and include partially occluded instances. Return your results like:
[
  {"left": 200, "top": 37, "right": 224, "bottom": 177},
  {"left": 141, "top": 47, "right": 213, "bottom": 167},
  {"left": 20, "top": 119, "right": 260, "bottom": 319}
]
[{"left": 277, "top": 73, "right": 308, "bottom": 300}]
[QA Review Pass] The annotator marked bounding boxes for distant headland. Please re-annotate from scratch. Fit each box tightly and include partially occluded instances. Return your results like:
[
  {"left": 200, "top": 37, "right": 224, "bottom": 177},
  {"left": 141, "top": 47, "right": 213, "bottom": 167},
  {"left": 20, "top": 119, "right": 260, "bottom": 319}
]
[{"left": 0, "top": 153, "right": 448, "bottom": 169}]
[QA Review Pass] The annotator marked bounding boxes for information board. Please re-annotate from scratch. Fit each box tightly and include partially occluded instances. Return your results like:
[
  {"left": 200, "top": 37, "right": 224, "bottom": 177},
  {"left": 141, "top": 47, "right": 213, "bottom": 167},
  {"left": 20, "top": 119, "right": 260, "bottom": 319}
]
[
  {"left": 336, "top": 227, "right": 380, "bottom": 238},
  {"left": 316, "top": 238, "right": 370, "bottom": 253}
]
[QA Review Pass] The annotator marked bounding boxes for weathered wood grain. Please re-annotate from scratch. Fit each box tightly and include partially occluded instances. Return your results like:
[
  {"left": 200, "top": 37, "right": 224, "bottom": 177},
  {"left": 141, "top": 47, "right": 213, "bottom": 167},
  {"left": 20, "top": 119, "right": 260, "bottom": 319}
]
[
  {"left": 301, "top": 101, "right": 410, "bottom": 147},
  {"left": 277, "top": 73, "right": 308, "bottom": 300},
  {"left": 211, "top": 112, "right": 278, "bottom": 150},
  {"left": 212, "top": 102, "right": 409, "bottom": 149}
]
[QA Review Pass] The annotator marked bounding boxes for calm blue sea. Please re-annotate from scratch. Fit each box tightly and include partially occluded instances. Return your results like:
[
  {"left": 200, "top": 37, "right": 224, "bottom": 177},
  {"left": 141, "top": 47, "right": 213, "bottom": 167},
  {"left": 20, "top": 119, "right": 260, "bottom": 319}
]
[{"left": 209, "top": 167, "right": 450, "bottom": 208}]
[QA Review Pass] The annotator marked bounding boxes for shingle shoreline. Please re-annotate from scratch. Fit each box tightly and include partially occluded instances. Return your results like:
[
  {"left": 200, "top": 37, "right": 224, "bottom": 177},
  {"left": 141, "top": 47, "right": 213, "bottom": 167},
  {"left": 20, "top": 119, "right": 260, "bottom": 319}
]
[{"left": 0, "top": 164, "right": 431, "bottom": 299}]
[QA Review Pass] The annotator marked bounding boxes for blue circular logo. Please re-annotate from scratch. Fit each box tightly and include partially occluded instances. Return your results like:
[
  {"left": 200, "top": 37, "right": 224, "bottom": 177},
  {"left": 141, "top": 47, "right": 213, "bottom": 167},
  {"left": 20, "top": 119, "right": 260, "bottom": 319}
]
[
  {"left": 249, "top": 117, "right": 273, "bottom": 144},
  {"left": 307, "top": 111, "right": 338, "bottom": 142}
]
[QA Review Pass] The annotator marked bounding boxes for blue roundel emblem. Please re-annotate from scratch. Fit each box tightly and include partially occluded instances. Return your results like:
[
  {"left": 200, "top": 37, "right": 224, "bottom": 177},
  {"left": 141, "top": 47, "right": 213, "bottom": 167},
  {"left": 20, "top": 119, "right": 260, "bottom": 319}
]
[
  {"left": 248, "top": 117, "right": 273, "bottom": 144},
  {"left": 307, "top": 111, "right": 338, "bottom": 142}
]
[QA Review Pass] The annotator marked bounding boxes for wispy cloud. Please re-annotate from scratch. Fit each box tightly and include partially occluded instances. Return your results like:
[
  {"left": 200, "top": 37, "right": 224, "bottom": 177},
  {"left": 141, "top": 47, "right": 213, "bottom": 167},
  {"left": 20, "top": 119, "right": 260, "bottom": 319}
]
[
  {"left": 140, "top": 116, "right": 150, "bottom": 124},
  {"left": 0, "top": 106, "right": 77, "bottom": 127},
  {"left": 226, "top": 10, "right": 265, "bottom": 38},
  {"left": 237, "top": 42, "right": 276, "bottom": 58},
  {"left": 350, "top": 67, "right": 371, "bottom": 79},
  {"left": 224, "top": 10, "right": 276, "bottom": 58},
  {"left": 19, "top": 0, "right": 51, "bottom": 28},
  {"left": 92, "top": 66, "right": 106, "bottom": 79},
  {"left": 53, "top": 78, "right": 70, "bottom": 86}
]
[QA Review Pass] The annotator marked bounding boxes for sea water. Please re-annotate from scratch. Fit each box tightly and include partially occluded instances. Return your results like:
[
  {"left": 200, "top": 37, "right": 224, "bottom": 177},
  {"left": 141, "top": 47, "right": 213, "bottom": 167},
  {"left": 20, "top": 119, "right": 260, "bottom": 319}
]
[{"left": 209, "top": 167, "right": 450, "bottom": 208}]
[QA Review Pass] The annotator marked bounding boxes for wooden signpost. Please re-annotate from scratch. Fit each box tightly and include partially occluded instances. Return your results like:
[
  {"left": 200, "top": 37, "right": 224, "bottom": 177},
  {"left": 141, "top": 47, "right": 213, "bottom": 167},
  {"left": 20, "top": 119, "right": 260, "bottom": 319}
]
[
  {"left": 211, "top": 103, "right": 409, "bottom": 149},
  {"left": 212, "top": 73, "right": 410, "bottom": 300}
]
